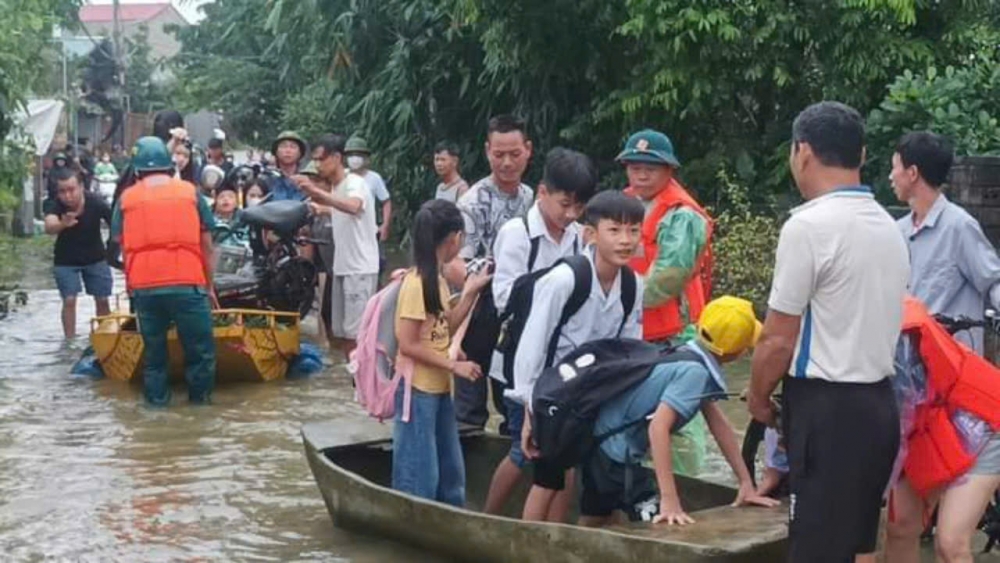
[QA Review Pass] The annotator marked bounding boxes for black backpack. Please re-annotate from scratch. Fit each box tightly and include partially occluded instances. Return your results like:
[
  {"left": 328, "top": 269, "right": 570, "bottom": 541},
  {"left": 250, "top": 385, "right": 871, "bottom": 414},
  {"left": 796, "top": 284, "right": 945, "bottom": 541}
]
[
  {"left": 496, "top": 248, "right": 634, "bottom": 386},
  {"left": 531, "top": 339, "right": 703, "bottom": 471},
  {"left": 461, "top": 216, "right": 579, "bottom": 371}
]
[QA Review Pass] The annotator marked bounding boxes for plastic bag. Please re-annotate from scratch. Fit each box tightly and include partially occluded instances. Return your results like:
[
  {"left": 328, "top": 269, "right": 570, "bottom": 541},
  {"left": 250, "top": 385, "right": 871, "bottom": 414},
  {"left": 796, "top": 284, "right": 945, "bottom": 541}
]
[{"left": 889, "top": 333, "right": 929, "bottom": 490}]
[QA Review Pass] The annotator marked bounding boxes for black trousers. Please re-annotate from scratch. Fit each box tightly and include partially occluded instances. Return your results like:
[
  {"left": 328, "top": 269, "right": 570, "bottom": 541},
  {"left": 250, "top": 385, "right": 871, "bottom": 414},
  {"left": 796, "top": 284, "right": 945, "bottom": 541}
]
[
  {"left": 453, "top": 352, "right": 508, "bottom": 429},
  {"left": 783, "top": 376, "right": 899, "bottom": 563}
]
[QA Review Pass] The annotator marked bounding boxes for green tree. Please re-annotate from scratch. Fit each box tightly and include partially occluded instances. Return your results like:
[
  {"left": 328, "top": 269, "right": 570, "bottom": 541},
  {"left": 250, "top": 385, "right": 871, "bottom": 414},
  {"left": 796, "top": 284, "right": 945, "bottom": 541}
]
[
  {"left": 169, "top": 0, "right": 998, "bottom": 236},
  {"left": 124, "top": 24, "right": 171, "bottom": 114},
  {"left": 608, "top": 0, "right": 993, "bottom": 198},
  {"left": 0, "top": 0, "right": 81, "bottom": 210}
]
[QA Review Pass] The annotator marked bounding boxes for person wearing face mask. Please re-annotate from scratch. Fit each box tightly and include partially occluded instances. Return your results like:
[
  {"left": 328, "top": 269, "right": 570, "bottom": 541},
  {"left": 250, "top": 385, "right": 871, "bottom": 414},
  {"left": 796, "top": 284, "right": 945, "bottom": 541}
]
[
  {"left": 345, "top": 136, "right": 393, "bottom": 253},
  {"left": 243, "top": 181, "right": 267, "bottom": 207}
]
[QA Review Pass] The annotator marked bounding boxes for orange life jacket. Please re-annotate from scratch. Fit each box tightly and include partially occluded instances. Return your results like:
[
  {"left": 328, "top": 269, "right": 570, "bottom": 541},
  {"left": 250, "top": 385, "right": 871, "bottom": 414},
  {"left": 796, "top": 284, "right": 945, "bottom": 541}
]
[
  {"left": 625, "top": 180, "right": 714, "bottom": 342},
  {"left": 901, "top": 296, "right": 1000, "bottom": 497},
  {"left": 120, "top": 175, "right": 207, "bottom": 291}
]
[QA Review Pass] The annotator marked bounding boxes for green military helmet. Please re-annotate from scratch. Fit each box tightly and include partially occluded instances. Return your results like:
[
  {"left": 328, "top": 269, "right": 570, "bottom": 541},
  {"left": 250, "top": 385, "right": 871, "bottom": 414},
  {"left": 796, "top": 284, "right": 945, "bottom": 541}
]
[
  {"left": 615, "top": 129, "right": 681, "bottom": 168},
  {"left": 344, "top": 136, "right": 371, "bottom": 155},
  {"left": 53, "top": 152, "right": 69, "bottom": 165},
  {"left": 272, "top": 130, "right": 307, "bottom": 158},
  {"left": 131, "top": 136, "right": 173, "bottom": 172}
]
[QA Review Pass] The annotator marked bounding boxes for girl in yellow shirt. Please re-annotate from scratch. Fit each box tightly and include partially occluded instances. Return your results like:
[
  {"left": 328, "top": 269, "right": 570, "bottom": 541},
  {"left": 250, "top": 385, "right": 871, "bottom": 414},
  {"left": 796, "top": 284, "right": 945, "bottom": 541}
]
[{"left": 392, "top": 199, "right": 491, "bottom": 506}]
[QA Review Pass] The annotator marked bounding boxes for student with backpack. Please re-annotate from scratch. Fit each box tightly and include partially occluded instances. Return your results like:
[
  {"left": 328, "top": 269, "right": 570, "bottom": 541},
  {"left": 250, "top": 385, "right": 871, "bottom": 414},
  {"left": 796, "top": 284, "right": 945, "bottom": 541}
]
[
  {"left": 504, "top": 190, "right": 645, "bottom": 521},
  {"left": 390, "top": 199, "right": 492, "bottom": 507},
  {"left": 482, "top": 147, "right": 597, "bottom": 516},
  {"left": 572, "top": 297, "right": 779, "bottom": 527}
]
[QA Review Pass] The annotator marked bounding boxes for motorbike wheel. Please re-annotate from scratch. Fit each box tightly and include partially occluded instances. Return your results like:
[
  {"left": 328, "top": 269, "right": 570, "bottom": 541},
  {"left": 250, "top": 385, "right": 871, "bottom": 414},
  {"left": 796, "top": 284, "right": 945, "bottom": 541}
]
[{"left": 266, "top": 256, "right": 317, "bottom": 318}]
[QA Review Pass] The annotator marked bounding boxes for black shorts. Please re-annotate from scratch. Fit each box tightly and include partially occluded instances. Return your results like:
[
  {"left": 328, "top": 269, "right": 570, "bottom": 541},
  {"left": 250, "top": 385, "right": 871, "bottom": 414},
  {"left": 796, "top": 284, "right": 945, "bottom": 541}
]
[
  {"left": 532, "top": 457, "right": 567, "bottom": 490},
  {"left": 579, "top": 448, "right": 658, "bottom": 520},
  {"left": 782, "top": 376, "right": 899, "bottom": 562}
]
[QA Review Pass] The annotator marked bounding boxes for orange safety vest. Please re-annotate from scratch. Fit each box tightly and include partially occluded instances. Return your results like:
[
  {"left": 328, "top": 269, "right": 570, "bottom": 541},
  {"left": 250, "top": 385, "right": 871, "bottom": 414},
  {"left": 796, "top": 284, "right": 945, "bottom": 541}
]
[
  {"left": 625, "top": 179, "right": 714, "bottom": 342},
  {"left": 901, "top": 296, "right": 1000, "bottom": 497},
  {"left": 120, "top": 175, "right": 207, "bottom": 291}
]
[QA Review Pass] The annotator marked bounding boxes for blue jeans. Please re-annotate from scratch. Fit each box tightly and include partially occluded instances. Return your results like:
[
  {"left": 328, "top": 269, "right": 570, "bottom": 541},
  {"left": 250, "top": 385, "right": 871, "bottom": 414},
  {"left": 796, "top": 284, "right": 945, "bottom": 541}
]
[
  {"left": 133, "top": 289, "right": 216, "bottom": 406},
  {"left": 392, "top": 387, "right": 466, "bottom": 507},
  {"left": 505, "top": 397, "right": 528, "bottom": 469}
]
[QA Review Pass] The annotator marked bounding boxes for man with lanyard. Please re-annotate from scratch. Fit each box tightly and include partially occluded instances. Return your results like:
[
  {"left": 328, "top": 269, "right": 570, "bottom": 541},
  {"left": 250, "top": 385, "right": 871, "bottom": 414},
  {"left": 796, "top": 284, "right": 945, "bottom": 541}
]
[
  {"left": 884, "top": 131, "right": 1000, "bottom": 563},
  {"left": 112, "top": 137, "right": 219, "bottom": 406},
  {"left": 269, "top": 131, "right": 308, "bottom": 201},
  {"left": 454, "top": 113, "right": 534, "bottom": 431},
  {"left": 617, "top": 128, "right": 713, "bottom": 475},
  {"left": 749, "top": 102, "right": 909, "bottom": 563}
]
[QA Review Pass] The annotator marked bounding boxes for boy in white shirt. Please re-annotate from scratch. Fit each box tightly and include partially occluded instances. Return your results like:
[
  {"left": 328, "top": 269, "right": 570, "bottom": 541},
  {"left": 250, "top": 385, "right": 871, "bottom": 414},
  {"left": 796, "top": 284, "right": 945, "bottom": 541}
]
[
  {"left": 483, "top": 148, "right": 597, "bottom": 515},
  {"left": 509, "top": 190, "right": 646, "bottom": 522}
]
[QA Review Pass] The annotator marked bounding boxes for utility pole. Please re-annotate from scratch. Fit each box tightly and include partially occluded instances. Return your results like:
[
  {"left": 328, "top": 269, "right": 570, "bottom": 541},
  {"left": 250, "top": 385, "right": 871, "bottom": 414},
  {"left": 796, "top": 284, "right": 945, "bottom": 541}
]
[{"left": 112, "top": 0, "right": 126, "bottom": 147}]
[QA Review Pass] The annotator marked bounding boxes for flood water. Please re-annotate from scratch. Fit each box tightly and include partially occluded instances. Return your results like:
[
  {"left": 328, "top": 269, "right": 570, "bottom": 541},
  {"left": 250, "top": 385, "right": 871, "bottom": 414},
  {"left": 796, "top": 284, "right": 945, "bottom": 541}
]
[
  {"left": 0, "top": 248, "right": 991, "bottom": 562},
  {"left": 0, "top": 265, "right": 435, "bottom": 562}
]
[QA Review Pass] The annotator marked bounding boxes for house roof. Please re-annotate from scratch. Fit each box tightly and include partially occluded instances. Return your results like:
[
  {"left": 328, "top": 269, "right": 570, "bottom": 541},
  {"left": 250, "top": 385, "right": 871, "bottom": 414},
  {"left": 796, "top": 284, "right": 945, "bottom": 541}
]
[{"left": 79, "top": 3, "right": 181, "bottom": 24}]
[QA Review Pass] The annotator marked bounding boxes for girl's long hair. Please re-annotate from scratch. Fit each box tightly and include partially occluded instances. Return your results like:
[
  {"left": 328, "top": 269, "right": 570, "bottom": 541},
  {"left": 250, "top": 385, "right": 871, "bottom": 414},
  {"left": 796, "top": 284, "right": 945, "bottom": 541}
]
[{"left": 411, "top": 199, "right": 464, "bottom": 316}]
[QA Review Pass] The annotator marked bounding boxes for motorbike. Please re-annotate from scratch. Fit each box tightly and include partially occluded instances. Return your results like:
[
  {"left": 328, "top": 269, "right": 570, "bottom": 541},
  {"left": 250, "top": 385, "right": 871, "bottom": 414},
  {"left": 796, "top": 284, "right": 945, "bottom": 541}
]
[{"left": 206, "top": 162, "right": 324, "bottom": 318}]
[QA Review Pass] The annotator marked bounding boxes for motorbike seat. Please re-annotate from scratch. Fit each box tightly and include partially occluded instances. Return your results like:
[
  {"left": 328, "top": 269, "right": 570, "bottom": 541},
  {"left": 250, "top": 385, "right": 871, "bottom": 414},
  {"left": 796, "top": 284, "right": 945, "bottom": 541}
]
[
  {"left": 214, "top": 273, "right": 257, "bottom": 292},
  {"left": 240, "top": 200, "right": 310, "bottom": 235}
]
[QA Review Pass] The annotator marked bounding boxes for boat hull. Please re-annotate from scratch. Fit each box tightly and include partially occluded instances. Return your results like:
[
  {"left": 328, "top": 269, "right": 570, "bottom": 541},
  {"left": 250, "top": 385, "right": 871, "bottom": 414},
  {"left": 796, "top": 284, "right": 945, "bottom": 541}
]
[
  {"left": 302, "top": 420, "right": 788, "bottom": 563},
  {"left": 90, "top": 309, "right": 300, "bottom": 383}
]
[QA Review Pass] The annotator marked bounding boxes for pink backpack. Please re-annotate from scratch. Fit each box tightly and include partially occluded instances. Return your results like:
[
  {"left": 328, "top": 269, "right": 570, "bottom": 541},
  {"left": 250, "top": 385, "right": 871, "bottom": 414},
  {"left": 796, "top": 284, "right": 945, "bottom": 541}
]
[{"left": 349, "top": 279, "right": 414, "bottom": 422}]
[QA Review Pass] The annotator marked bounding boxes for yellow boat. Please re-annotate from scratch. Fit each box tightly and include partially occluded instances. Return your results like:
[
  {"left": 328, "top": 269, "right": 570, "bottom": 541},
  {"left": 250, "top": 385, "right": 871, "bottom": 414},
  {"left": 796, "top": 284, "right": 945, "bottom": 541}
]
[{"left": 90, "top": 308, "right": 301, "bottom": 382}]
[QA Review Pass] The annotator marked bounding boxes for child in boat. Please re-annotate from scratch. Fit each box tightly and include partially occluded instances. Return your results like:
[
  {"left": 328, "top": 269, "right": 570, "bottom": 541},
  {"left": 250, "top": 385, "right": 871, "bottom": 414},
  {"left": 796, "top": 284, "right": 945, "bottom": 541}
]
[
  {"left": 508, "top": 190, "right": 645, "bottom": 522},
  {"left": 483, "top": 147, "right": 596, "bottom": 518},
  {"left": 391, "top": 199, "right": 492, "bottom": 507},
  {"left": 212, "top": 182, "right": 248, "bottom": 248},
  {"left": 579, "top": 296, "right": 779, "bottom": 527}
]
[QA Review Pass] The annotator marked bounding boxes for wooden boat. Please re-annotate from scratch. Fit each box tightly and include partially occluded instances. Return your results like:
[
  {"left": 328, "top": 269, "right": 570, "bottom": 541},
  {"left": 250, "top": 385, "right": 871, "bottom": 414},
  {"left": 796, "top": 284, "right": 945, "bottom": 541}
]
[
  {"left": 302, "top": 419, "right": 788, "bottom": 563},
  {"left": 90, "top": 308, "right": 301, "bottom": 382}
]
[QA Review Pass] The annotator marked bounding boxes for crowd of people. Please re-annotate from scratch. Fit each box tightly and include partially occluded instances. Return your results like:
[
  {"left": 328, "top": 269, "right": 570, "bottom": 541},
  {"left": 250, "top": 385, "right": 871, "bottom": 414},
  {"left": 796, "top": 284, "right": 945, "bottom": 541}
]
[
  {"left": 38, "top": 101, "right": 1000, "bottom": 562},
  {"left": 383, "top": 104, "right": 1000, "bottom": 563}
]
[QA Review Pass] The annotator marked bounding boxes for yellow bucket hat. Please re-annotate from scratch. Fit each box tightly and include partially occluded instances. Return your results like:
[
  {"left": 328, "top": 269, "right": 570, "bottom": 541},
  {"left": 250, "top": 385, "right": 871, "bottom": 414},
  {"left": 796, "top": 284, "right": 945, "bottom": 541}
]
[{"left": 697, "top": 296, "right": 762, "bottom": 356}]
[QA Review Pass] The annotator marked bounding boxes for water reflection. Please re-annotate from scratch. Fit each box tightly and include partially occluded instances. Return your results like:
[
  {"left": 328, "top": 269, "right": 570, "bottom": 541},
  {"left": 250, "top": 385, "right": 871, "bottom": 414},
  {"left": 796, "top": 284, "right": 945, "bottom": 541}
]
[{"left": 0, "top": 284, "right": 435, "bottom": 562}]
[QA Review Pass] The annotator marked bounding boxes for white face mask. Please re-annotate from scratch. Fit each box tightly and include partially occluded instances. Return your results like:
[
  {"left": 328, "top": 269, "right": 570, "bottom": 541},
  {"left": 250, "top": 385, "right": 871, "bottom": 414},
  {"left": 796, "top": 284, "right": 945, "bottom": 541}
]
[
  {"left": 246, "top": 197, "right": 262, "bottom": 207},
  {"left": 346, "top": 155, "right": 365, "bottom": 171}
]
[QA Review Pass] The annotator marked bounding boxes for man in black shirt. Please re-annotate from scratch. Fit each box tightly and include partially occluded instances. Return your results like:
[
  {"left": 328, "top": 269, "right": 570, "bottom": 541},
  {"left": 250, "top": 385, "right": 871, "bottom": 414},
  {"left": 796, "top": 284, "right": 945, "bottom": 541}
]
[{"left": 43, "top": 168, "right": 114, "bottom": 338}]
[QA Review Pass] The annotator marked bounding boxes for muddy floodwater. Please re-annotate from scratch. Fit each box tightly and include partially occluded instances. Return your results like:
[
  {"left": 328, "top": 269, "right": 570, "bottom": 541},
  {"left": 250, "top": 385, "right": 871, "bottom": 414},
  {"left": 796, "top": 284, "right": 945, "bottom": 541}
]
[{"left": 0, "top": 241, "right": 991, "bottom": 562}]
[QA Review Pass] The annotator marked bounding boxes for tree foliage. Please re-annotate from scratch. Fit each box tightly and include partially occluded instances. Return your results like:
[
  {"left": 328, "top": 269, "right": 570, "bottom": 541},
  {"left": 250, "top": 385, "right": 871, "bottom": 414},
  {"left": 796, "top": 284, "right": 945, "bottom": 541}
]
[
  {"left": 0, "top": 0, "right": 80, "bottom": 209},
  {"left": 710, "top": 171, "right": 780, "bottom": 314},
  {"left": 170, "top": 0, "right": 999, "bottom": 231},
  {"left": 124, "top": 24, "right": 171, "bottom": 114}
]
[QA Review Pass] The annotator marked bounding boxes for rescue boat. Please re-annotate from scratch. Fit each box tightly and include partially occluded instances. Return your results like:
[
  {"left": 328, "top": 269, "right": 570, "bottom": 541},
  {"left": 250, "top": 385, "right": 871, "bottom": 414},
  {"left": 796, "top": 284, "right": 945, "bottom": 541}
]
[{"left": 90, "top": 308, "right": 301, "bottom": 382}]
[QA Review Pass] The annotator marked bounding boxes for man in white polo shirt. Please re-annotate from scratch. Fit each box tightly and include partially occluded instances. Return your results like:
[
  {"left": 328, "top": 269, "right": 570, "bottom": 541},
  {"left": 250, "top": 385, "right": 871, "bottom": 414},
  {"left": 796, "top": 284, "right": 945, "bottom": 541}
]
[{"left": 748, "top": 102, "right": 909, "bottom": 563}]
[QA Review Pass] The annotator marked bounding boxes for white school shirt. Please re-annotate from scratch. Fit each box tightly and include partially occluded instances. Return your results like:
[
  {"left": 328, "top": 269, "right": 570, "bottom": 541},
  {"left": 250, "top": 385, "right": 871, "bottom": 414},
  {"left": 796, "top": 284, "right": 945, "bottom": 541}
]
[
  {"left": 768, "top": 187, "right": 909, "bottom": 383},
  {"left": 506, "top": 248, "right": 644, "bottom": 408},
  {"left": 488, "top": 204, "right": 582, "bottom": 384}
]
